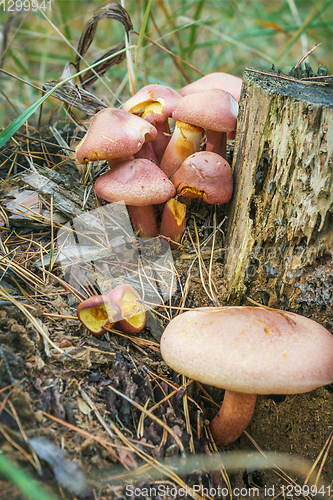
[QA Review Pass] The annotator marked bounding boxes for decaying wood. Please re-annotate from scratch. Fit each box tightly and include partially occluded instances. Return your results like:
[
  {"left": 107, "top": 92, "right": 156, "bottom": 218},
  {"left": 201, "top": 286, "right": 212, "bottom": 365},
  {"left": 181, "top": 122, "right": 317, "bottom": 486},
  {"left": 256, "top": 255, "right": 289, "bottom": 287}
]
[{"left": 224, "top": 69, "right": 333, "bottom": 308}]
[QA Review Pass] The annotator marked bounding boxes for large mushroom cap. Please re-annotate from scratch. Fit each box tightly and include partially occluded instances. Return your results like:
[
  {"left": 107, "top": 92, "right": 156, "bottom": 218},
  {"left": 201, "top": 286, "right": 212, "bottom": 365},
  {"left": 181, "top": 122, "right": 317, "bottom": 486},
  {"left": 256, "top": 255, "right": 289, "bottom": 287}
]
[
  {"left": 179, "top": 72, "right": 242, "bottom": 102},
  {"left": 76, "top": 108, "right": 157, "bottom": 163},
  {"left": 172, "top": 90, "right": 238, "bottom": 133},
  {"left": 122, "top": 84, "right": 182, "bottom": 124},
  {"left": 160, "top": 306, "right": 333, "bottom": 395},
  {"left": 95, "top": 158, "right": 176, "bottom": 206}
]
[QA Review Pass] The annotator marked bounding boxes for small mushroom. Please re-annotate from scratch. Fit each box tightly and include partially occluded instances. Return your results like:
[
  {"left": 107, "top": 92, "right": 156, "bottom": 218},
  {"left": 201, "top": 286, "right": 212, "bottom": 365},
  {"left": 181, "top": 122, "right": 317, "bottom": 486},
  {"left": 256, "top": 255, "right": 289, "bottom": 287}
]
[
  {"left": 179, "top": 73, "right": 242, "bottom": 141},
  {"left": 94, "top": 158, "right": 175, "bottom": 237},
  {"left": 122, "top": 84, "right": 182, "bottom": 163},
  {"left": 171, "top": 151, "right": 233, "bottom": 205},
  {"left": 160, "top": 306, "right": 333, "bottom": 446}
]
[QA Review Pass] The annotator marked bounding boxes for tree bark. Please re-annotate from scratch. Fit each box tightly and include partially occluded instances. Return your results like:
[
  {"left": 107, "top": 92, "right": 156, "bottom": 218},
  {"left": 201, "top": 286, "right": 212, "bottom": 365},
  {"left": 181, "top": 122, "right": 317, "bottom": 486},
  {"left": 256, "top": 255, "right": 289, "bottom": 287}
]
[{"left": 224, "top": 69, "right": 333, "bottom": 309}]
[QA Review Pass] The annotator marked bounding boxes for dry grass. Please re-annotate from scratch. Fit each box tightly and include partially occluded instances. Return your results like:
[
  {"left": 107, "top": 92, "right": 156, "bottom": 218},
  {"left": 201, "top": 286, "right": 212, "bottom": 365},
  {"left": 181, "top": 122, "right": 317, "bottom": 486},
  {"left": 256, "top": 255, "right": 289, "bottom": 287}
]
[{"left": 0, "top": 0, "right": 332, "bottom": 126}]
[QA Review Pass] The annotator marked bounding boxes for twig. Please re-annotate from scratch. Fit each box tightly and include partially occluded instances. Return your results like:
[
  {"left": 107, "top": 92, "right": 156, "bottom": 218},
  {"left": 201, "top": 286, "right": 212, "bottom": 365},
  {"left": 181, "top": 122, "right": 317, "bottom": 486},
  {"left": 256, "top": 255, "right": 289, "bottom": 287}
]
[
  {"left": 0, "top": 380, "right": 21, "bottom": 395},
  {"left": 303, "top": 430, "right": 333, "bottom": 488},
  {"left": 244, "top": 431, "right": 312, "bottom": 498},
  {"left": 245, "top": 67, "right": 329, "bottom": 85},
  {"left": 314, "top": 431, "right": 333, "bottom": 487},
  {"left": 8, "top": 400, "right": 42, "bottom": 474},
  {"left": 182, "top": 375, "right": 195, "bottom": 453},
  {"left": 189, "top": 220, "right": 216, "bottom": 303},
  {"left": 14, "top": 132, "right": 75, "bottom": 151},
  {"left": 301, "top": 74, "right": 333, "bottom": 80},
  {"left": 42, "top": 313, "right": 78, "bottom": 320},
  {"left": 208, "top": 210, "right": 220, "bottom": 306},
  {"left": 295, "top": 43, "right": 321, "bottom": 68},
  {"left": 178, "top": 271, "right": 191, "bottom": 314},
  {"left": 0, "top": 68, "right": 42, "bottom": 91},
  {"left": 40, "top": 411, "right": 132, "bottom": 460},
  {"left": 0, "top": 424, "right": 38, "bottom": 471},
  {"left": 80, "top": 389, "right": 115, "bottom": 439}
]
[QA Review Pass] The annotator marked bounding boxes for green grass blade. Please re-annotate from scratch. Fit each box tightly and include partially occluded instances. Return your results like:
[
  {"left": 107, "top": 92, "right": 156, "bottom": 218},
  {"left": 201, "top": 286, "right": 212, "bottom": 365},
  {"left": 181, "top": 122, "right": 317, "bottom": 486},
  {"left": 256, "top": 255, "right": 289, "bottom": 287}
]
[
  {"left": 187, "top": 0, "right": 205, "bottom": 57},
  {"left": 276, "top": 0, "right": 329, "bottom": 65},
  {"left": 57, "top": 1, "right": 73, "bottom": 55},
  {"left": 0, "top": 89, "right": 55, "bottom": 149},
  {"left": 0, "top": 454, "right": 59, "bottom": 500},
  {"left": 135, "top": 0, "right": 153, "bottom": 86}
]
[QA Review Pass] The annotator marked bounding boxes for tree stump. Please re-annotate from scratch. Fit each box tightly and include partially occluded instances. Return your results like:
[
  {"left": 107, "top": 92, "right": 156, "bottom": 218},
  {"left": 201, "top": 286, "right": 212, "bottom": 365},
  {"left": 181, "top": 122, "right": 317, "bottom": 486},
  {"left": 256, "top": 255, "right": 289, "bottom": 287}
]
[{"left": 224, "top": 69, "right": 333, "bottom": 312}]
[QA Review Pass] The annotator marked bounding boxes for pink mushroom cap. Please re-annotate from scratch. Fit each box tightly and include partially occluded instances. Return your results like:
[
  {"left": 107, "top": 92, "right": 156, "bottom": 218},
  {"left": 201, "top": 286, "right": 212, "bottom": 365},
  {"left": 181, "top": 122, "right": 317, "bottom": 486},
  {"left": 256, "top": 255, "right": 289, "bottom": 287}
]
[
  {"left": 171, "top": 151, "right": 233, "bottom": 205},
  {"left": 172, "top": 90, "right": 238, "bottom": 133},
  {"left": 94, "top": 158, "right": 176, "bottom": 206},
  {"left": 76, "top": 108, "right": 157, "bottom": 163},
  {"left": 160, "top": 306, "right": 333, "bottom": 394},
  {"left": 122, "top": 84, "right": 182, "bottom": 124},
  {"left": 179, "top": 72, "right": 242, "bottom": 102}
]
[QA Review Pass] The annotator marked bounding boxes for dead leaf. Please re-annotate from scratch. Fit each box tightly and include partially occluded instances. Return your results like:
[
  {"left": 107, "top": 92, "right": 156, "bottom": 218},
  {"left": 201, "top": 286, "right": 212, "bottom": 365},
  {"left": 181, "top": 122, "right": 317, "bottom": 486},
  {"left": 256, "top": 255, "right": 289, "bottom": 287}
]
[{"left": 76, "top": 2, "right": 133, "bottom": 88}]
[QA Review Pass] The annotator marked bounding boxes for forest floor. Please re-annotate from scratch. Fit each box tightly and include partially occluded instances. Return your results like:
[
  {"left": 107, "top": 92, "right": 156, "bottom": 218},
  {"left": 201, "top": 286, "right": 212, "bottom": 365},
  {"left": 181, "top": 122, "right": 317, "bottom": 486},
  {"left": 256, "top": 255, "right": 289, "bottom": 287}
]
[{"left": 0, "top": 128, "right": 332, "bottom": 500}]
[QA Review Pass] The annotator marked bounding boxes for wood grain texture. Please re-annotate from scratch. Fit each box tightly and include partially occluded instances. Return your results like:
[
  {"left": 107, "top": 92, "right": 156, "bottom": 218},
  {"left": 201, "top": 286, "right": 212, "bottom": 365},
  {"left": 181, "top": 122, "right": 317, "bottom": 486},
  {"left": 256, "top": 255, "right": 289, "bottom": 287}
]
[{"left": 224, "top": 69, "right": 333, "bottom": 305}]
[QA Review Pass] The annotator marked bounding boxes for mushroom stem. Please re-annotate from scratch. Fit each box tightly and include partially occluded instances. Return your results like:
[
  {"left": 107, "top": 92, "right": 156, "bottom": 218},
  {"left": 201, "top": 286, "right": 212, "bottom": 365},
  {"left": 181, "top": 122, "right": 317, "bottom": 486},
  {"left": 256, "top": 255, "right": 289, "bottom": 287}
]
[
  {"left": 206, "top": 130, "right": 227, "bottom": 159},
  {"left": 127, "top": 205, "right": 159, "bottom": 238},
  {"left": 134, "top": 142, "right": 159, "bottom": 164},
  {"left": 153, "top": 120, "right": 171, "bottom": 163},
  {"left": 159, "top": 198, "right": 186, "bottom": 248},
  {"left": 160, "top": 121, "right": 203, "bottom": 178},
  {"left": 209, "top": 390, "right": 257, "bottom": 447}
]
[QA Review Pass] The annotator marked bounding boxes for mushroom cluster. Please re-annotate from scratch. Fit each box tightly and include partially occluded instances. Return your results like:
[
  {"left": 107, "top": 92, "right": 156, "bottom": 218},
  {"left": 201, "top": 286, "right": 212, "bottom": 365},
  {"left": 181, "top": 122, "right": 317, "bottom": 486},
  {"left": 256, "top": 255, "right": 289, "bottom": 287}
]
[
  {"left": 76, "top": 73, "right": 242, "bottom": 245},
  {"left": 75, "top": 73, "right": 241, "bottom": 335}
]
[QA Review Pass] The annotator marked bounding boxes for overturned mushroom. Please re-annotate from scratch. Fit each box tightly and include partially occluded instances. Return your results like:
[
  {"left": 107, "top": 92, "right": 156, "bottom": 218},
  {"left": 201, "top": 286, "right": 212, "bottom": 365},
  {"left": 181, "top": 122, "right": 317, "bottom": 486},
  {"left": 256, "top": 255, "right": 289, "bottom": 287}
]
[
  {"left": 77, "top": 295, "right": 120, "bottom": 336},
  {"left": 107, "top": 284, "right": 146, "bottom": 334},
  {"left": 77, "top": 285, "right": 146, "bottom": 336}
]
